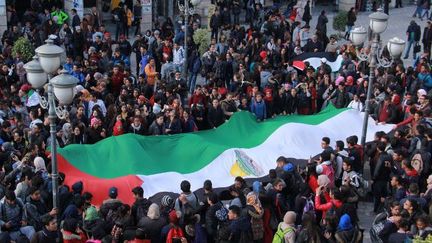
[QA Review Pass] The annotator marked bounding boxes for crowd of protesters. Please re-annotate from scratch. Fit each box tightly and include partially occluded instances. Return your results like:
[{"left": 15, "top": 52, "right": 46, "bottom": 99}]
[{"left": 0, "top": 0, "right": 431, "bottom": 242}]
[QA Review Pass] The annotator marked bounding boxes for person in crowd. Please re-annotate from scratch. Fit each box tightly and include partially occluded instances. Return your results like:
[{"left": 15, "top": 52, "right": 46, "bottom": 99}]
[
  {"left": 137, "top": 203, "right": 166, "bottom": 242},
  {"left": 30, "top": 214, "right": 59, "bottom": 243},
  {"left": 404, "top": 20, "right": 421, "bottom": 60}
]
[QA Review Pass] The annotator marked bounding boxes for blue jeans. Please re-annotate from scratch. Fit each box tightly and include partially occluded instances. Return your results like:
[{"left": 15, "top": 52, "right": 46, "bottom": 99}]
[
  {"left": 9, "top": 226, "right": 35, "bottom": 240},
  {"left": 347, "top": 25, "right": 353, "bottom": 34},
  {"left": 404, "top": 40, "right": 417, "bottom": 59},
  {"left": 188, "top": 73, "right": 198, "bottom": 94},
  {"left": 414, "top": 6, "right": 423, "bottom": 17}
]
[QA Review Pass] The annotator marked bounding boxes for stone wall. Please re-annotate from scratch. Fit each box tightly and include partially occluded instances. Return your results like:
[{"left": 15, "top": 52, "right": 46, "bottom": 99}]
[{"left": 339, "top": 0, "right": 356, "bottom": 11}]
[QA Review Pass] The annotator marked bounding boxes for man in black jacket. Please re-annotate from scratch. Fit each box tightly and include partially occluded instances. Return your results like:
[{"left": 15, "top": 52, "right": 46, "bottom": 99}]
[
  {"left": 303, "top": 35, "right": 324, "bottom": 53},
  {"left": 131, "top": 187, "right": 151, "bottom": 225},
  {"left": 372, "top": 141, "right": 392, "bottom": 213},
  {"left": 210, "top": 10, "right": 221, "bottom": 41},
  {"left": 208, "top": 99, "right": 225, "bottom": 128},
  {"left": 423, "top": 21, "right": 432, "bottom": 61},
  {"left": 404, "top": 20, "right": 421, "bottom": 59}
]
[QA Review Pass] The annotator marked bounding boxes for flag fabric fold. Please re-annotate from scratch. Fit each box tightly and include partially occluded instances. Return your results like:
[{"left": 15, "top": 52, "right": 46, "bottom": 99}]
[{"left": 58, "top": 106, "right": 392, "bottom": 205}]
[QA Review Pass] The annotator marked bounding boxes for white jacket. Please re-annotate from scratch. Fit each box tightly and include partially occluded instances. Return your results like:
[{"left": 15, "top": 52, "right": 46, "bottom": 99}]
[
  {"left": 347, "top": 100, "right": 363, "bottom": 111},
  {"left": 173, "top": 47, "right": 185, "bottom": 65}
]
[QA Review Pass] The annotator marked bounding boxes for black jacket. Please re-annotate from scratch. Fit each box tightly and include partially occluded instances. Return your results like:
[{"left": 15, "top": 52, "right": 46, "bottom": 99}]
[
  {"left": 205, "top": 202, "right": 223, "bottom": 237},
  {"left": 407, "top": 23, "right": 421, "bottom": 41},
  {"left": 131, "top": 198, "right": 152, "bottom": 225},
  {"left": 30, "top": 228, "right": 59, "bottom": 243},
  {"left": 137, "top": 216, "right": 166, "bottom": 243},
  {"left": 347, "top": 11, "right": 357, "bottom": 26},
  {"left": 423, "top": 27, "right": 432, "bottom": 46},
  {"left": 207, "top": 106, "right": 225, "bottom": 128},
  {"left": 128, "top": 124, "right": 147, "bottom": 135},
  {"left": 316, "top": 14, "right": 328, "bottom": 34},
  {"left": 284, "top": 93, "right": 298, "bottom": 114},
  {"left": 373, "top": 152, "right": 392, "bottom": 181},
  {"left": 148, "top": 121, "right": 165, "bottom": 136},
  {"left": 210, "top": 14, "right": 221, "bottom": 29}
]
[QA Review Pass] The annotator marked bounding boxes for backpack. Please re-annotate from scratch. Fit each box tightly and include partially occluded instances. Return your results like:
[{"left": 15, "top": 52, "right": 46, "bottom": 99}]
[
  {"left": 283, "top": 170, "right": 304, "bottom": 196},
  {"left": 411, "top": 152, "right": 424, "bottom": 174},
  {"left": 369, "top": 212, "right": 387, "bottom": 243},
  {"left": 272, "top": 223, "right": 294, "bottom": 243},
  {"left": 215, "top": 204, "right": 229, "bottom": 222},
  {"left": 351, "top": 173, "right": 369, "bottom": 197},
  {"left": 99, "top": 201, "right": 122, "bottom": 224},
  {"left": 135, "top": 204, "right": 148, "bottom": 223},
  {"left": 302, "top": 195, "right": 315, "bottom": 216}
]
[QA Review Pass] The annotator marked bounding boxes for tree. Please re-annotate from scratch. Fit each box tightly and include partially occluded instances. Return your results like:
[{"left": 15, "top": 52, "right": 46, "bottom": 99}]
[
  {"left": 12, "top": 37, "right": 35, "bottom": 62},
  {"left": 193, "top": 28, "right": 211, "bottom": 55},
  {"left": 333, "top": 11, "right": 348, "bottom": 37}
]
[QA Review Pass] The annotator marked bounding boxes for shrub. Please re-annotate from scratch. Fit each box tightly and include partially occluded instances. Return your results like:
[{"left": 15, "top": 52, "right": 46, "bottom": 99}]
[
  {"left": 12, "top": 37, "right": 35, "bottom": 62},
  {"left": 333, "top": 11, "right": 348, "bottom": 33},
  {"left": 413, "top": 235, "right": 432, "bottom": 242},
  {"left": 193, "top": 28, "right": 211, "bottom": 55}
]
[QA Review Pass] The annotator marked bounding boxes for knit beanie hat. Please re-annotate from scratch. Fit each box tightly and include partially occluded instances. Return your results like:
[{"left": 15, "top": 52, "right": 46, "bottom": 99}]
[{"left": 161, "top": 195, "right": 173, "bottom": 208}]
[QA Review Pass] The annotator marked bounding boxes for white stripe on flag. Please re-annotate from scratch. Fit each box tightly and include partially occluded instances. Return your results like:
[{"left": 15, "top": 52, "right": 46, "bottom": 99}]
[{"left": 26, "top": 91, "right": 40, "bottom": 107}]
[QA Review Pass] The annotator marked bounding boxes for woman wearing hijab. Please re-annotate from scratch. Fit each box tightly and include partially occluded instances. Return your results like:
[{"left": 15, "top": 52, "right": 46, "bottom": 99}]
[
  {"left": 34, "top": 156, "right": 48, "bottom": 181},
  {"left": 245, "top": 192, "right": 264, "bottom": 242},
  {"left": 137, "top": 203, "right": 166, "bottom": 242},
  {"left": 61, "top": 123, "right": 73, "bottom": 147},
  {"left": 273, "top": 211, "right": 297, "bottom": 243}
]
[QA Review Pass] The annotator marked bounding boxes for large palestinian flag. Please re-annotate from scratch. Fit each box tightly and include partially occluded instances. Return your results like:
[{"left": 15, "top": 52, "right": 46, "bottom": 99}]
[
  {"left": 57, "top": 106, "right": 392, "bottom": 205},
  {"left": 292, "top": 52, "right": 343, "bottom": 72}
]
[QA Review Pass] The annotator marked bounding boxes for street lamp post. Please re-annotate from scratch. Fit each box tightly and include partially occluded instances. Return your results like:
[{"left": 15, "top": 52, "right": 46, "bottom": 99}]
[
  {"left": 350, "top": 12, "right": 406, "bottom": 148},
  {"left": 178, "top": 0, "right": 201, "bottom": 80},
  {"left": 24, "top": 39, "right": 79, "bottom": 213}
]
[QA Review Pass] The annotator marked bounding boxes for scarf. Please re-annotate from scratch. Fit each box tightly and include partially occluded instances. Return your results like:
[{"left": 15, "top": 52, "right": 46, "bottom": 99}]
[{"left": 246, "top": 192, "right": 262, "bottom": 214}]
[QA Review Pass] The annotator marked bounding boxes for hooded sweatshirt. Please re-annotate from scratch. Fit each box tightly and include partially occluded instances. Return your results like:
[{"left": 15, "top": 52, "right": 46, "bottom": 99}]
[
  {"left": 338, "top": 214, "right": 353, "bottom": 231},
  {"left": 335, "top": 214, "right": 355, "bottom": 242}
]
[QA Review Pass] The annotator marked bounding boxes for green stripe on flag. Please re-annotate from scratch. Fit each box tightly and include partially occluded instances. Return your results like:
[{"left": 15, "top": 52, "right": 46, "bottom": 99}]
[{"left": 58, "top": 105, "right": 347, "bottom": 178}]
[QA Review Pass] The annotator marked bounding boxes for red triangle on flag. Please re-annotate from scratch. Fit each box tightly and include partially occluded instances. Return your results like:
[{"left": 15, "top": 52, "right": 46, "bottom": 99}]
[{"left": 293, "top": 60, "right": 306, "bottom": 71}]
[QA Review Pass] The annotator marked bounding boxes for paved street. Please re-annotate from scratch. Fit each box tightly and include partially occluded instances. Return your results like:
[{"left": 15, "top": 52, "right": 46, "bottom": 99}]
[{"left": 310, "top": 4, "right": 428, "bottom": 66}]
